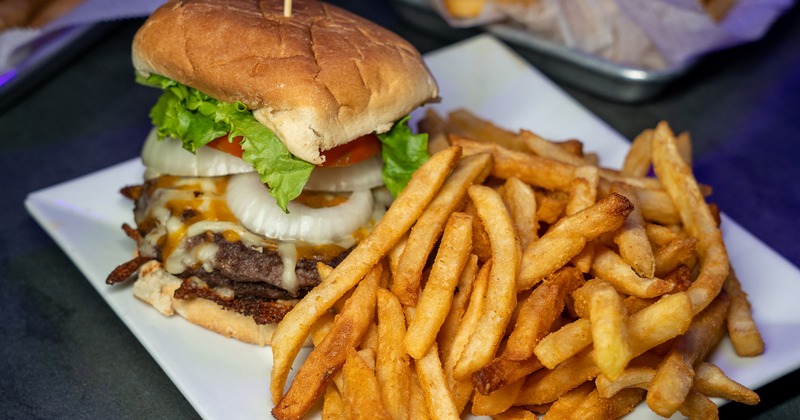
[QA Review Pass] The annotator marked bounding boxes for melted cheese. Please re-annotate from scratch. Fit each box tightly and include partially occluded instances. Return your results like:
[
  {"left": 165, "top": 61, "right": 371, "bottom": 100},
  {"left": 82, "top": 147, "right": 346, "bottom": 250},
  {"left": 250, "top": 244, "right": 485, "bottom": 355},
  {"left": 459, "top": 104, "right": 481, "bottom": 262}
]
[
  {"left": 277, "top": 242, "right": 299, "bottom": 294},
  {"left": 136, "top": 175, "right": 377, "bottom": 293}
]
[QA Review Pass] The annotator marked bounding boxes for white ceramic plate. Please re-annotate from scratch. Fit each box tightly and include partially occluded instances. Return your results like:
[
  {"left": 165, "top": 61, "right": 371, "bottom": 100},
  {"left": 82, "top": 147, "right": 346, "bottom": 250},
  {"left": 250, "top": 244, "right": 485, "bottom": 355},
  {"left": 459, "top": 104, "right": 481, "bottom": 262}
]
[{"left": 25, "top": 34, "right": 800, "bottom": 419}]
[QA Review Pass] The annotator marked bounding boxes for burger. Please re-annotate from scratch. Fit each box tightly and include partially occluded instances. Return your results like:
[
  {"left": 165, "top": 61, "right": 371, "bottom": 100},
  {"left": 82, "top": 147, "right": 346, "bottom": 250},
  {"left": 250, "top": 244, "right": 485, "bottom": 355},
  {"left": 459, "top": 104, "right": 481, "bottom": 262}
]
[{"left": 106, "top": 0, "right": 438, "bottom": 345}]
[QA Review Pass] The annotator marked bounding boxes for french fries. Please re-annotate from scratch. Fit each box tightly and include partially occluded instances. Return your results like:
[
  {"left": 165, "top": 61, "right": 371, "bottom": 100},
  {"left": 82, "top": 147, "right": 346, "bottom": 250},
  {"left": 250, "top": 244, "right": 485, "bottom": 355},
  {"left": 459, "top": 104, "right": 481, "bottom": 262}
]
[
  {"left": 518, "top": 193, "right": 633, "bottom": 291},
  {"left": 270, "top": 146, "right": 460, "bottom": 404},
  {"left": 453, "top": 185, "right": 520, "bottom": 379},
  {"left": 405, "top": 212, "right": 473, "bottom": 359},
  {"left": 272, "top": 265, "right": 380, "bottom": 420},
  {"left": 587, "top": 280, "right": 632, "bottom": 381},
  {"left": 652, "top": 121, "right": 730, "bottom": 314},
  {"left": 375, "top": 289, "right": 411, "bottom": 420},
  {"left": 269, "top": 111, "right": 762, "bottom": 419},
  {"left": 392, "top": 153, "right": 490, "bottom": 306},
  {"left": 342, "top": 348, "right": 391, "bottom": 420}
]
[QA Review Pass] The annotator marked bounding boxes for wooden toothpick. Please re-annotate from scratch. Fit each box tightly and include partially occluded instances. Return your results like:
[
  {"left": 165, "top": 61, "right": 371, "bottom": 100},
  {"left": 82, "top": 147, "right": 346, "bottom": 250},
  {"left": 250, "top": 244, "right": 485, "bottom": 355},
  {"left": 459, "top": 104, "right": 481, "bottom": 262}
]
[{"left": 284, "top": 0, "right": 292, "bottom": 17}]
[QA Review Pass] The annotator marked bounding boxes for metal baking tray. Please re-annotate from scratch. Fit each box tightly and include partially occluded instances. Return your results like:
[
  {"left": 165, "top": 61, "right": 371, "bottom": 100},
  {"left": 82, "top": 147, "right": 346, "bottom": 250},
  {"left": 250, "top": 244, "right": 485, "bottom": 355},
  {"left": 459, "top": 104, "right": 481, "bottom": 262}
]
[{"left": 391, "top": 0, "right": 695, "bottom": 103}]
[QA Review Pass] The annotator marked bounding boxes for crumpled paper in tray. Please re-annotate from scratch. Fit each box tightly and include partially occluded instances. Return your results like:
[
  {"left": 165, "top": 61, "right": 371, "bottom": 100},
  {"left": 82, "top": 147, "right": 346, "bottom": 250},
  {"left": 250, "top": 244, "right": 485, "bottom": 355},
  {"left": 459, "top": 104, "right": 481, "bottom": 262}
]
[
  {"left": 0, "top": 0, "right": 166, "bottom": 74},
  {"left": 433, "top": 0, "right": 795, "bottom": 69}
]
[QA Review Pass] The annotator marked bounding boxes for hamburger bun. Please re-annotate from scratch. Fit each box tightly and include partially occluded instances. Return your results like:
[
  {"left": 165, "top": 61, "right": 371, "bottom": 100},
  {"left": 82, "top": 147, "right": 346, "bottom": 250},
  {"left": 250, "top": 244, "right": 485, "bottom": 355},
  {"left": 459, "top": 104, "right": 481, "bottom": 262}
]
[{"left": 131, "top": 0, "right": 438, "bottom": 165}]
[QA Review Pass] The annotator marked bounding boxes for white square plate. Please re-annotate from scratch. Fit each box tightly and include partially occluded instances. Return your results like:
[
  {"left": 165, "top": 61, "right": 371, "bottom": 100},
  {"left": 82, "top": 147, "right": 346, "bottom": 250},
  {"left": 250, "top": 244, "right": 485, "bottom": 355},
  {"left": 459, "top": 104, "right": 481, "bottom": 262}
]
[{"left": 26, "top": 34, "right": 800, "bottom": 419}]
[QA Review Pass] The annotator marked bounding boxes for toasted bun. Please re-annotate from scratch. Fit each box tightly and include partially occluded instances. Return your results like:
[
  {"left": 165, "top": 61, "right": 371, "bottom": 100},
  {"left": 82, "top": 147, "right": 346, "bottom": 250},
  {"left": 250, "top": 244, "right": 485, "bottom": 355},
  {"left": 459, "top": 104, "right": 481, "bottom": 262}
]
[
  {"left": 132, "top": 0, "right": 438, "bottom": 164},
  {"left": 133, "top": 260, "right": 304, "bottom": 346}
]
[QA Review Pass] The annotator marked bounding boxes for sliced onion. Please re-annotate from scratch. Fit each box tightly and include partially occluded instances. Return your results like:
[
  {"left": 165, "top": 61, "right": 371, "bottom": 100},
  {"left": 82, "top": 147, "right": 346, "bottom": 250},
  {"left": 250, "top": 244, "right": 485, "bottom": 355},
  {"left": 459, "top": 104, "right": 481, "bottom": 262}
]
[
  {"left": 304, "top": 156, "right": 384, "bottom": 192},
  {"left": 226, "top": 172, "right": 374, "bottom": 244},
  {"left": 141, "top": 129, "right": 255, "bottom": 177}
]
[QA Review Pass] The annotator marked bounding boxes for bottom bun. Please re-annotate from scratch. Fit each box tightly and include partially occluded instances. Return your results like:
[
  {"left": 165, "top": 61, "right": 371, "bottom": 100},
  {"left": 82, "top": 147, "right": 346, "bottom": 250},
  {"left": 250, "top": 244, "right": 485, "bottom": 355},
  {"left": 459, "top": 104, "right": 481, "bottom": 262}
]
[{"left": 133, "top": 260, "right": 290, "bottom": 346}]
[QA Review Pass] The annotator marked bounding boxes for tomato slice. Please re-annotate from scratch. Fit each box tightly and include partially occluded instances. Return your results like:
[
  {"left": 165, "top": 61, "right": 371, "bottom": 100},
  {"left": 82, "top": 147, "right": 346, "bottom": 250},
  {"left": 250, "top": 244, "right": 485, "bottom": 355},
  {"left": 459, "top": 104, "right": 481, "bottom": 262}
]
[
  {"left": 320, "top": 134, "right": 381, "bottom": 167},
  {"left": 206, "top": 132, "right": 381, "bottom": 167},
  {"left": 207, "top": 134, "right": 244, "bottom": 158}
]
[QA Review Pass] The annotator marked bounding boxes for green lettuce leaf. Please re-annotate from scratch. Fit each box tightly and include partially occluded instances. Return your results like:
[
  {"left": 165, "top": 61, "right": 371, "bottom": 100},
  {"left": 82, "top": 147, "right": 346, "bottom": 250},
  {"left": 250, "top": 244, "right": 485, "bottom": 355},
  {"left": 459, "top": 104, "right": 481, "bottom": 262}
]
[{"left": 378, "top": 116, "right": 430, "bottom": 197}]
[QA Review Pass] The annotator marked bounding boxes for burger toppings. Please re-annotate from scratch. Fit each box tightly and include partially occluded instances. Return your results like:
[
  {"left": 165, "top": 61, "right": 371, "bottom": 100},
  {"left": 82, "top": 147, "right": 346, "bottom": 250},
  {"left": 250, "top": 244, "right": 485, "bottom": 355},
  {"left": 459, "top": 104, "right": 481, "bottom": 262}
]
[
  {"left": 138, "top": 73, "right": 314, "bottom": 212},
  {"left": 138, "top": 74, "right": 431, "bottom": 211}
]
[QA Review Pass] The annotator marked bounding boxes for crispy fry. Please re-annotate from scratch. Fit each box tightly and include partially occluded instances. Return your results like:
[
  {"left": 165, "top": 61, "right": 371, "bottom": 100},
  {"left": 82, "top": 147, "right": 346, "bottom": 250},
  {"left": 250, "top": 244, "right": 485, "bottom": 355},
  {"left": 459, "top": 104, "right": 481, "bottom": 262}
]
[
  {"left": 451, "top": 136, "right": 575, "bottom": 191},
  {"left": 491, "top": 406, "right": 538, "bottom": 420},
  {"left": 415, "top": 341, "right": 460, "bottom": 419},
  {"left": 387, "top": 233, "right": 407, "bottom": 283},
  {"left": 605, "top": 388, "right": 647, "bottom": 419},
  {"left": 471, "top": 377, "right": 525, "bottom": 416},
  {"left": 520, "top": 130, "right": 588, "bottom": 166},
  {"left": 723, "top": 268, "right": 765, "bottom": 357},
  {"left": 621, "top": 129, "right": 652, "bottom": 178},
  {"left": 272, "top": 265, "right": 380, "bottom": 420},
  {"left": 626, "top": 292, "right": 693, "bottom": 356},
  {"left": 596, "top": 366, "right": 656, "bottom": 399},
  {"left": 646, "top": 293, "right": 730, "bottom": 417},
  {"left": 566, "top": 165, "right": 599, "bottom": 272},
  {"left": 517, "top": 348, "right": 599, "bottom": 406},
  {"left": 566, "top": 166, "right": 599, "bottom": 215},
  {"left": 342, "top": 347, "right": 391, "bottom": 420},
  {"left": 632, "top": 187, "right": 682, "bottom": 225},
  {"left": 445, "top": 109, "right": 527, "bottom": 152},
  {"left": 676, "top": 130, "right": 693, "bottom": 166},
  {"left": 375, "top": 289, "right": 411, "bottom": 420},
  {"left": 464, "top": 198, "right": 493, "bottom": 262},
  {"left": 569, "top": 388, "right": 614, "bottom": 419},
  {"left": 542, "top": 382, "right": 595, "bottom": 419},
  {"left": 438, "top": 254, "right": 479, "bottom": 360},
  {"left": 694, "top": 362, "right": 760, "bottom": 405},
  {"left": 644, "top": 222, "right": 682, "bottom": 247},
  {"left": 533, "top": 318, "right": 592, "bottom": 369},
  {"left": 571, "top": 278, "right": 603, "bottom": 318},
  {"left": 677, "top": 390, "right": 719, "bottom": 420},
  {"left": 504, "top": 267, "right": 583, "bottom": 361},
  {"left": 588, "top": 281, "right": 632, "bottom": 381},
  {"left": 445, "top": 109, "right": 584, "bottom": 160},
  {"left": 361, "top": 319, "right": 380, "bottom": 355},
  {"left": 322, "top": 385, "right": 345, "bottom": 420},
  {"left": 472, "top": 355, "right": 544, "bottom": 396},
  {"left": 409, "top": 369, "right": 432, "bottom": 420},
  {"left": 454, "top": 186, "right": 520, "bottom": 379},
  {"left": 406, "top": 212, "right": 473, "bottom": 359},
  {"left": 393, "top": 153, "right": 491, "bottom": 306},
  {"left": 501, "top": 177, "right": 539, "bottom": 249},
  {"left": 590, "top": 243, "right": 674, "bottom": 298},
  {"left": 518, "top": 193, "right": 633, "bottom": 291},
  {"left": 611, "top": 182, "right": 655, "bottom": 278},
  {"left": 653, "top": 237, "right": 697, "bottom": 278},
  {"left": 270, "top": 146, "right": 460, "bottom": 403},
  {"left": 444, "top": 261, "right": 491, "bottom": 412},
  {"left": 652, "top": 121, "right": 730, "bottom": 314},
  {"left": 534, "top": 189, "right": 569, "bottom": 224}
]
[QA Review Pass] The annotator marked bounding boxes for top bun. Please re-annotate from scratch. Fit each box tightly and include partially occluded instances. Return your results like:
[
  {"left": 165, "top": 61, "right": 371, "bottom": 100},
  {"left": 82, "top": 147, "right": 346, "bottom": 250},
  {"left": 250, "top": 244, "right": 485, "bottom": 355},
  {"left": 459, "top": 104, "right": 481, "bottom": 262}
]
[{"left": 132, "top": 0, "right": 438, "bottom": 164}]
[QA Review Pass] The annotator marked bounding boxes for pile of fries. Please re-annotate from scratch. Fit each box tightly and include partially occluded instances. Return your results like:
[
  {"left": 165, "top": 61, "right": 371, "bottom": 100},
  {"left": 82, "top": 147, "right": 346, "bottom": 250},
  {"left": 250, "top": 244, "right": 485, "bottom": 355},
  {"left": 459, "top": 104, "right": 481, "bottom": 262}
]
[{"left": 269, "top": 109, "right": 764, "bottom": 419}]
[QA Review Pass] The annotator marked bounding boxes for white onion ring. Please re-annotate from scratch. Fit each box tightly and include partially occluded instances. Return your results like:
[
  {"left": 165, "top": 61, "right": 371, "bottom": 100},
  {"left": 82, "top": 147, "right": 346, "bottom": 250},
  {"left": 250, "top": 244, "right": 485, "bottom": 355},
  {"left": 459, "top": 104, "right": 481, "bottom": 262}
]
[
  {"left": 141, "top": 129, "right": 255, "bottom": 177},
  {"left": 304, "top": 155, "right": 384, "bottom": 192},
  {"left": 226, "top": 172, "right": 374, "bottom": 244}
]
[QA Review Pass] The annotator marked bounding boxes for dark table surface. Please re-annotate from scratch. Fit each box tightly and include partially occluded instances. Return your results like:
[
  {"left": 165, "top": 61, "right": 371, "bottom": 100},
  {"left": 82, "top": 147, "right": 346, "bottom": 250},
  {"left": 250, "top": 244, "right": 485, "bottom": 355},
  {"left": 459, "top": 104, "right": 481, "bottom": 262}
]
[{"left": 2, "top": 1, "right": 799, "bottom": 418}]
